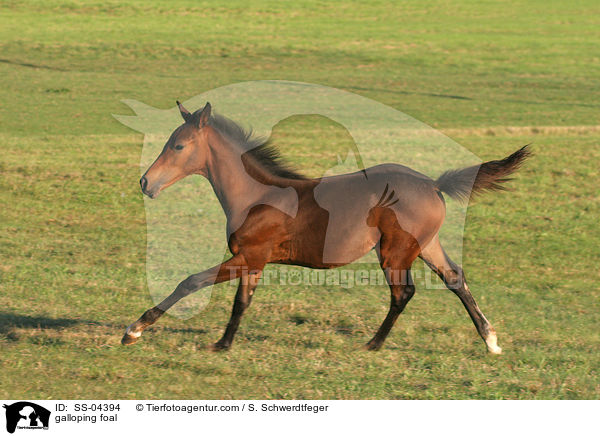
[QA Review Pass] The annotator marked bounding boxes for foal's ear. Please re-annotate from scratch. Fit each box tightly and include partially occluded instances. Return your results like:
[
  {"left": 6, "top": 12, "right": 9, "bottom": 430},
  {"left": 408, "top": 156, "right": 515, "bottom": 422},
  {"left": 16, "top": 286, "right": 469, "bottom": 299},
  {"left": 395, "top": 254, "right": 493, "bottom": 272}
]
[
  {"left": 177, "top": 100, "right": 193, "bottom": 123},
  {"left": 191, "top": 102, "right": 211, "bottom": 129}
]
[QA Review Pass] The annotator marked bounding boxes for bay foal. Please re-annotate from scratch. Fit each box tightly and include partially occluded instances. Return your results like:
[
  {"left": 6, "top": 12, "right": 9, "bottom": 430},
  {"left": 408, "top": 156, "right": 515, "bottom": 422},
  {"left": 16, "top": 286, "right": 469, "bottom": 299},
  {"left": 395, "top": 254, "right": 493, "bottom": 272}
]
[{"left": 123, "top": 102, "right": 529, "bottom": 353}]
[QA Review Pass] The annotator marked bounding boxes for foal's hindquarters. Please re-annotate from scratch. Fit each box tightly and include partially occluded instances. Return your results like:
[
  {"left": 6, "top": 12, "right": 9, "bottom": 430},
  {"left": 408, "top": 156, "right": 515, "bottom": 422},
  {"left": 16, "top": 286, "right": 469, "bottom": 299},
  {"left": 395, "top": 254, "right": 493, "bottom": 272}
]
[{"left": 356, "top": 171, "right": 502, "bottom": 353}]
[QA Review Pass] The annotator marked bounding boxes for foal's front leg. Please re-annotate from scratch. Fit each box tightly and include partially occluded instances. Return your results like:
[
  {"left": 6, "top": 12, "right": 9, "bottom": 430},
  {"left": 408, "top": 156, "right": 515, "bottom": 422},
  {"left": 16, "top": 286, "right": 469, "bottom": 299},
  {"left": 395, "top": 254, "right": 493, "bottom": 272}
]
[
  {"left": 210, "top": 269, "right": 263, "bottom": 351},
  {"left": 121, "top": 256, "right": 246, "bottom": 345}
]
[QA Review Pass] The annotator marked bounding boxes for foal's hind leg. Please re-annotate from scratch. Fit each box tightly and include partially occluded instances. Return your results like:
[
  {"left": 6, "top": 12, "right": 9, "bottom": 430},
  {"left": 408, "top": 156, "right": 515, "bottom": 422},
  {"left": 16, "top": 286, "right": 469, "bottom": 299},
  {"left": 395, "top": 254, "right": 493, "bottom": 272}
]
[
  {"left": 420, "top": 235, "right": 502, "bottom": 354},
  {"left": 121, "top": 256, "right": 245, "bottom": 345},
  {"left": 365, "top": 267, "right": 416, "bottom": 351},
  {"left": 365, "top": 234, "right": 420, "bottom": 351}
]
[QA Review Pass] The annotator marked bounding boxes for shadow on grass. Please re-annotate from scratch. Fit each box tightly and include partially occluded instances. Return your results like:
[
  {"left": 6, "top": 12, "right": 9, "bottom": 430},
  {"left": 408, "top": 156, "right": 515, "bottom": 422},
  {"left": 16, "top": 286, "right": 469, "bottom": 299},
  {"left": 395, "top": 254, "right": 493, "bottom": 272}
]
[
  {"left": 346, "top": 85, "right": 600, "bottom": 108},
  {"left": 0, "top": 311, "right": 208, "bottom": 339},
  {"left": 0, "top": 312, "right": 80, "bottom": 335}
]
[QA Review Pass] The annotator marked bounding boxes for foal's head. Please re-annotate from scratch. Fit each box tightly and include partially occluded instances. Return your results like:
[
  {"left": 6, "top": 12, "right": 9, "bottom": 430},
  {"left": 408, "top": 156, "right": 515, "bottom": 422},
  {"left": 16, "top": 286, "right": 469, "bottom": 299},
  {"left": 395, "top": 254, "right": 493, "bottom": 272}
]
[{"left": 140, "top": 102, "right": 212, "bottom": 198}]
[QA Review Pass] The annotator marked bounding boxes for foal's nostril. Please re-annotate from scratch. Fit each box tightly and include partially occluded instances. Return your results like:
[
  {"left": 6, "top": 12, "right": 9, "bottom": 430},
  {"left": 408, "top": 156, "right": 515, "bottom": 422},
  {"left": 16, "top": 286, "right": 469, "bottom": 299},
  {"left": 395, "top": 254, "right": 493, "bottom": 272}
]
[{"left": 140, "top": 176, "right": 148, "bottom": 192}]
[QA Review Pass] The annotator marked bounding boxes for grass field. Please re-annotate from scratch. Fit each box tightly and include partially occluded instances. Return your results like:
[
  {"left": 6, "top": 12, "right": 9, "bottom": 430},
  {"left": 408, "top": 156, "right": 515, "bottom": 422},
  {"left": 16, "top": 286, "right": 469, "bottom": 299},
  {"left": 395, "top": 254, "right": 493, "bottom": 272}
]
[{"left": 1, "top": 0, "right": 599, "bottom": 399}]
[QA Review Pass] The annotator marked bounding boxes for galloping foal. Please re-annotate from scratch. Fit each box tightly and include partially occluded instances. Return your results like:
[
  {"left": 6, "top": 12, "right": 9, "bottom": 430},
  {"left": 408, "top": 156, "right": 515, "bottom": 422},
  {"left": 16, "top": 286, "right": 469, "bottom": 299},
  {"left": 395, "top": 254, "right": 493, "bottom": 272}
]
[{"left": 122, "top": 102, "right": 530, "bottom": 353}]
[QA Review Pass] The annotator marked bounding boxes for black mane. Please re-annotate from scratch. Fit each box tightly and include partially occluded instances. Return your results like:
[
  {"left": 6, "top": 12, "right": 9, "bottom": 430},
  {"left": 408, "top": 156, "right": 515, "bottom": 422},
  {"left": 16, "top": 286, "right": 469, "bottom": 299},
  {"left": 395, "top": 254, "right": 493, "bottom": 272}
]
[{"left": 209, "top": 113, "right": 307, "bottom": 181}]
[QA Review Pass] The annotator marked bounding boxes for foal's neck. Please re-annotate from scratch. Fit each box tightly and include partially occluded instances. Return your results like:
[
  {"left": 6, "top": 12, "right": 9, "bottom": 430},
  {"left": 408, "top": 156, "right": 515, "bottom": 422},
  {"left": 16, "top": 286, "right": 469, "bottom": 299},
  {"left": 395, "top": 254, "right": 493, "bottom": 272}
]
[{"left": 205, "top": 129, "right": 289, "bottom": 223}]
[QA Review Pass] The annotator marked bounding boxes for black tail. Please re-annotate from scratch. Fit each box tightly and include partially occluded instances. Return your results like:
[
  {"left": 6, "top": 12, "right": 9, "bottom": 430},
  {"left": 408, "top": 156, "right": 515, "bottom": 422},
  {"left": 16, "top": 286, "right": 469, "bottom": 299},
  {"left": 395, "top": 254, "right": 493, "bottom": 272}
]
[{"left": 435, "top": 145, "right": 531, "bottom": 202}]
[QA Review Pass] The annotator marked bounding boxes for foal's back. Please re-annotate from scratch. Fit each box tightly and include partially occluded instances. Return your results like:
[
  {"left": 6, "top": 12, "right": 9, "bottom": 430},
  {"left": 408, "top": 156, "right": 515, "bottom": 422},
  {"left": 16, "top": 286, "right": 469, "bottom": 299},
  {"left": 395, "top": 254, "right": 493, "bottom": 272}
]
[{"left": 278, "top": 163, "right": 446, "bottom": 268}]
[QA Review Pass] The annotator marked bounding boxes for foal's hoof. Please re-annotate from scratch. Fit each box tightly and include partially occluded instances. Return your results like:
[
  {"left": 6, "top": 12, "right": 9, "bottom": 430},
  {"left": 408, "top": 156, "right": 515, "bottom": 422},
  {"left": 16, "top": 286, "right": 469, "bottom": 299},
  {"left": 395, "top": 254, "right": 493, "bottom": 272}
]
[
  {"left": 208, "top": 341, "right": 231, "bottom": 352},
  {"left": 485, "top": 332, "right": 502, "bottom": 355},
  {"left": 121, "top": 333, "right": 139, "bottom": 345},
  {"left": 364, "top": 341, "right": 383, "bottom": 351},
  {"left": 121, "top": 325, "right": 142, "bottom": 345},
  {"left": 487, "top": 345, "right": 503, "bottom": 355}
]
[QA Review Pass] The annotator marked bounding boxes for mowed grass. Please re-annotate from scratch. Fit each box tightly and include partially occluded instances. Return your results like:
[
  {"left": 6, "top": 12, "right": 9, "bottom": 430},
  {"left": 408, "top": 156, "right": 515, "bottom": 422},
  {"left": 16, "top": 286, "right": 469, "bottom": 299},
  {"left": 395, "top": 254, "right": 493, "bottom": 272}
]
[{"left": 0, "top": 0, "right": 599, "bottom": 399}]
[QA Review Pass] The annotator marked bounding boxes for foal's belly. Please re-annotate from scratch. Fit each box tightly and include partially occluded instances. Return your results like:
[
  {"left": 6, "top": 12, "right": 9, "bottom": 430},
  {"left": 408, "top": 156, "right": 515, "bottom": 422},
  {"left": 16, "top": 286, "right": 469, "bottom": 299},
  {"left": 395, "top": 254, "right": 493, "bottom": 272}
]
[
  {"left": 285, "top": 222, "right": 380, "bottom": 269},
  {"left": 281, "top": 200, "right": 382, "bottom": 268}
]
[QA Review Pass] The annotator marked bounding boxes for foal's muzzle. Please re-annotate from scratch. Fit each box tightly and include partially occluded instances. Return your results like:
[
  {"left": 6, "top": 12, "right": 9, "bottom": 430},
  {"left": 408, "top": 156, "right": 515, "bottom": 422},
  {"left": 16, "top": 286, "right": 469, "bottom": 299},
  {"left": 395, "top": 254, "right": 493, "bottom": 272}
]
[
  {"left": 140, "top": 176, "right": 148, "bottom": 192},
  {"left": 140, "top": 175, "right": 156, "bottom": 198}
]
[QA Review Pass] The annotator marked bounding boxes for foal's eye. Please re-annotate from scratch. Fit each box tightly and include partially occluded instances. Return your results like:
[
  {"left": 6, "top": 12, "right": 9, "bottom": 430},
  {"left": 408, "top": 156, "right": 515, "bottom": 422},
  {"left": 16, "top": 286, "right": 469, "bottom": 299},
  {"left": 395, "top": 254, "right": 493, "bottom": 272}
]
[{"left": 173, "top": 144, "right": 184, "bottom": 151}]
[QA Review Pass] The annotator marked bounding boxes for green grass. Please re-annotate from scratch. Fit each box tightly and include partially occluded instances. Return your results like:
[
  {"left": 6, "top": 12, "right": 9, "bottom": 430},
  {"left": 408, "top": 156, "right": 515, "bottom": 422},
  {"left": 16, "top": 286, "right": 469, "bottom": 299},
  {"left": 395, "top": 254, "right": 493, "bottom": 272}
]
[{"left": 0, "top": 0, "right": 599, "bottom": 399}]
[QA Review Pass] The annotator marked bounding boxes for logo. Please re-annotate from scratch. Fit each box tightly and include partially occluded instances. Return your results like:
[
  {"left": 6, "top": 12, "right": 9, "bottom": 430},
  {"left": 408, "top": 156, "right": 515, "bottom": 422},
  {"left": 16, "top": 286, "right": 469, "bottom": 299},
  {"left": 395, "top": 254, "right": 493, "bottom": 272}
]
[
  {"left": 3, "top": 402, "right": 50, "bottom": 433},
  {"left": 114, "top": 80, "right": 478, "bottom": 318}
]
